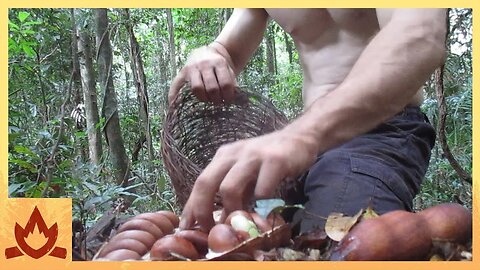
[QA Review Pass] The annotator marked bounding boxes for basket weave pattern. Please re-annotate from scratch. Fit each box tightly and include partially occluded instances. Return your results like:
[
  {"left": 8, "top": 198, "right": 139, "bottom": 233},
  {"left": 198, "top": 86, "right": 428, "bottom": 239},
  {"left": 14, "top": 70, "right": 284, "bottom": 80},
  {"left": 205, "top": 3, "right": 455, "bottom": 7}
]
[{"left": 161, "top": 87, "right": 289, "bottom": 208}]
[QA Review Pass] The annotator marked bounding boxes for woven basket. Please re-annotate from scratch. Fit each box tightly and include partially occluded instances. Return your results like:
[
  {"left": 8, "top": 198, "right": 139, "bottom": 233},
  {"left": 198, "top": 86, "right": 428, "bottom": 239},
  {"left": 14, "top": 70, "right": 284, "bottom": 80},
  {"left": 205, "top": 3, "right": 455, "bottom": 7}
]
[{"left": 161, "top": 86, "right": 289, "bottom": 208}]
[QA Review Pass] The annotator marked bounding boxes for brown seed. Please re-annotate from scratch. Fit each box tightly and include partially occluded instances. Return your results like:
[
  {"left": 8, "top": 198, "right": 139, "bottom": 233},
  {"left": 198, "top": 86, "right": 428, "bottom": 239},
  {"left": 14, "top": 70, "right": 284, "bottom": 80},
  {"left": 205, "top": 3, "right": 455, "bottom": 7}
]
[
  {"left": 109, "top": 230, "right": 157, "bottom": 249},
  {"left": 135, "top": 212, "right": 175, "bottom": 235},
  {"left": 156, "top": 210, "right": 180, "bottom": 228},
  {"left": 117, "top": 219, "right": 164, "bottom": 239},
  {"left": 151, "top": 234, "right": 199, "bottom": 260},
  {"left": 208, "top": 224, "right": 242, "bottom": 253},
  {"left": 419, "top": 203, "right": 472, "bottom": 244},
  {"left": 99, "top": 238, "right": 149, "bottom": 257},
  {"left": 102, "top": 249, "right": 141, "bottom": 261},
  {"left": 330, "top": 210, "right": 432, "bottom": 261},
  {"left": 175, "top": 229, "right": 209, "bottom": 255}
]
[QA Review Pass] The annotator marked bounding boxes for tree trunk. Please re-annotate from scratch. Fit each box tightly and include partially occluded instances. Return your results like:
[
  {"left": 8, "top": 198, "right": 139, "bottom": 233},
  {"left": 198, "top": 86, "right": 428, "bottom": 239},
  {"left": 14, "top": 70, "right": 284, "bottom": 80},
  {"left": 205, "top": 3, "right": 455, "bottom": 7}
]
[
  {"left": 95, "top": 8, "right": 131, "bottom": 186},
  {"left": 266, "top": 24, "right": 276, "bottom": 76},
  {"left": 70, "top": 9, "right": 87, "bottom": 162},
  {"left": 123, "top": 9, "right": 155, "bottom": 165},
  {"left": 155, "top": 25, "right": 168, "bottom": 105},
  {"left": 75, "top": 9, "right": 102, "bottom": 165},
  {"left": 283, "top": 31, "right": 293, "bottom": 65},
  {"left": 122, "top": 54, "right": 130, "bottom": 106},
  {"left": 166, "top": 9, "right": 177, "bottom": 77},
  {"left": 265, "top": 24, "right": 277, "bottom": 88},
  {"left": 70, "top": 9, "right": 82, "bottom": 106},
  {"left": 218, "top": 9, "right": 232, "bottom": 34}
]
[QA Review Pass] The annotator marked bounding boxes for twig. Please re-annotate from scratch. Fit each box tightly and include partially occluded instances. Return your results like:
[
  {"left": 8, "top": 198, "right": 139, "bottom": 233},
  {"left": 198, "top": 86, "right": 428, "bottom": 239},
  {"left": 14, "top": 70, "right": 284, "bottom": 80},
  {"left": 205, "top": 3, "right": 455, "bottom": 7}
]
[
  {"left": 434, "top": 66, "right": 472, "bottom": 184},
  {"left": 40, "top": 70, "right": 74, "bottom": 197}
]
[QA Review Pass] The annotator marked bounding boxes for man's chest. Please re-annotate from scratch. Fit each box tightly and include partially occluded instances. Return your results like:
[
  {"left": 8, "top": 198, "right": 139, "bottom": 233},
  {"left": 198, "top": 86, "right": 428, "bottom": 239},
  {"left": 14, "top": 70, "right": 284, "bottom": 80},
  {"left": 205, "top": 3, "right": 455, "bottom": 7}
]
[{"left": 265, "top": 8, "right": 379, "bottom": 43}]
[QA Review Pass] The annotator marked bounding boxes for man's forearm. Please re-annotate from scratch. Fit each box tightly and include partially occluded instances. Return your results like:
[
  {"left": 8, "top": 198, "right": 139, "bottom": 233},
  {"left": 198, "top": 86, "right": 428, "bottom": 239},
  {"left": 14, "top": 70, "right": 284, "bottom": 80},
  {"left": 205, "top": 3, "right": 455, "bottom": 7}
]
[{"left": 285, "top": 9, "right": 447, "bottom": 155}]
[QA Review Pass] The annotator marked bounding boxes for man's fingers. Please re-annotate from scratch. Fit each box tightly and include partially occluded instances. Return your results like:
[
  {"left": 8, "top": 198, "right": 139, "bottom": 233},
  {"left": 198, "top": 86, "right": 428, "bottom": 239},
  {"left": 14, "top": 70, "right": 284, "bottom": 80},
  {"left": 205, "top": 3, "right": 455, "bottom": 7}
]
[
  {"left": 219, "top": 161, "right": 260, "bottom": 215},
  {"left": 201, "top": 69, "right": 222, "bottom": 105},
  {"left": 186, "top": 153, "right": 235, "bottom": 230},
  {"left": 179, "top": 208, "right": 195, "bottom": 230},
  {"left": 190, "top": 68, "right": 208, "bottom": 102},
  {"left": 255, "top": 160, "right": 288, "bottom": 199},
  {"left": 192, "top": 203, "right": 215, "bottom": 232},
  {"left": 214, "top": 65, "right": 236, "bottom": 104}
]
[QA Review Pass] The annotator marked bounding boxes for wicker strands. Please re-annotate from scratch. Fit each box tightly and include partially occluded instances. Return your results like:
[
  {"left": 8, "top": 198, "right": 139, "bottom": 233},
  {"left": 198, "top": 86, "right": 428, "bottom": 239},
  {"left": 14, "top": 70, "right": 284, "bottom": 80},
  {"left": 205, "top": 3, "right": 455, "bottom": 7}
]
[{"left": 161, "top": 86, "right": 289, "bottom": 208}]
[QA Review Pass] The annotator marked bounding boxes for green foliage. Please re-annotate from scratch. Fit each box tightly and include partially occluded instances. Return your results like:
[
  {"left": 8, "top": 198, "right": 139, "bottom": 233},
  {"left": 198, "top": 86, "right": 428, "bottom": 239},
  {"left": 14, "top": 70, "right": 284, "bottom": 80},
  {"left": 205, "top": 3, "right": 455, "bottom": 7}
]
[{"left": 416, "top": 8, "right": 472, "bottom": 210}]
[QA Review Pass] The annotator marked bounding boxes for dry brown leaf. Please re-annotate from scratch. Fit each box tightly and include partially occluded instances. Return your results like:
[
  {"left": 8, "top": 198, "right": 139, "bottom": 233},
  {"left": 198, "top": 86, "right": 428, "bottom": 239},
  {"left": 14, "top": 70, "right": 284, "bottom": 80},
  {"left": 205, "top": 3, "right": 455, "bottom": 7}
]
[
  {"left": 325, "top": 209, "right": 363, "bottom": 242},
  {"left": 293, "top": 229, "right": 329, "bottom": 250}
]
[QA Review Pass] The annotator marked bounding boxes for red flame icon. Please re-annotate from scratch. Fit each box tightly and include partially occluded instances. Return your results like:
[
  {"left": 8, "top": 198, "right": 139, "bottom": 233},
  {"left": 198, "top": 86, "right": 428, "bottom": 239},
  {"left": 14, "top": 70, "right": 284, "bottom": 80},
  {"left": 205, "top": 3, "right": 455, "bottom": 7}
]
[{"left": 5, "top": 206, "right": 67, "bottom": 259}]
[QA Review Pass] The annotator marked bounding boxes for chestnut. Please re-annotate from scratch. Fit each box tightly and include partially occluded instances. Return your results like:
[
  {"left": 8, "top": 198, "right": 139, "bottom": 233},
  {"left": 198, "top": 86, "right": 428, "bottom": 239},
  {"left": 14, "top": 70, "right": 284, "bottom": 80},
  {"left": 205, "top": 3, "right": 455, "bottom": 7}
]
[
  {"left": 207, "top": 224, "right": 244, "bottom": 253},
  {"left": 102, "top": 249, "right": 141, "bottom": 261},
  {"left": 175, "top": 230, "right": 209, "bottom": 255},
  {"left": 151, "top": 235, "right": 199, "bottom": 260},
  {"left": 330, "top": 210, "right": 432, "bottom": 261},
  {"left": 419, "top": 203, "right": 472, "bottom": 244}
]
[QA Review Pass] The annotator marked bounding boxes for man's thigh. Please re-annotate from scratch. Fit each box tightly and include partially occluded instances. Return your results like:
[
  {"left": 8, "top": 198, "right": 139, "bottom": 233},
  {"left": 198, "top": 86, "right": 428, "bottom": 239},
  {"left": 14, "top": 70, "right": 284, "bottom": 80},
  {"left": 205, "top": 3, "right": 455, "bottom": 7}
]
[
  {"left": 292, "top": 110, "right": 435, "bottom": 233},
  {"left": 299, "top": 150, "right": 409, "bottom": 232}
]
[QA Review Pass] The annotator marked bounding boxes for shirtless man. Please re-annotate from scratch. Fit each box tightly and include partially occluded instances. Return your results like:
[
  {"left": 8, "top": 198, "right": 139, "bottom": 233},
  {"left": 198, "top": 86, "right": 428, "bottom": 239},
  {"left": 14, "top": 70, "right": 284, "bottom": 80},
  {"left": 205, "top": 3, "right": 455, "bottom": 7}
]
[{"left": 168, "top": 8, "right": 447, "bottom": 233}]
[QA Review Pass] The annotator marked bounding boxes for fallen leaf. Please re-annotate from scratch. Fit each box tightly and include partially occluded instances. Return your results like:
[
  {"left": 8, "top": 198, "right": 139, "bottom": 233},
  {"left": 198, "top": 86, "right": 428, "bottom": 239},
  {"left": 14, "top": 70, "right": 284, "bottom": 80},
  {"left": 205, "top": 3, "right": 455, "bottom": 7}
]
[
  {"left": 293, "top": 229, "right": 329, "bottom": 250},
  {"left": 362, "top": 206, "right": 379, "bottom": 219},
  {"left": 325, "top": 209, "right": 363, "bottom": 242}
]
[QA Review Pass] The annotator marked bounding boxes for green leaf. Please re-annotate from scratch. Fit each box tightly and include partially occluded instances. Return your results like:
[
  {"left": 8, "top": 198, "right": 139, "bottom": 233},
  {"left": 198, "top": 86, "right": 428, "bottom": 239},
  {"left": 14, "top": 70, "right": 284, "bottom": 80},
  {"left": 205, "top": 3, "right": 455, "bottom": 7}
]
[
  {"left": 83, "top": 181, "right": 100, "bottom": 194},
  {"left": 21, "top": 29, "right": 36, "bottom": 35},
  {"left": 22, "top": 43, "right": 35, "bottom": 57},
  {"left": 74, "top": 131, "right": 87, "bottom": 138},
  {"left": 9, "top": 158, "right": 37, "bottom": 173},
  {"left": 18, "top": 11, "right": 30, "bottom": 22},
  {"left": 14, "top": 145, "right": 40, "bottom": 161},
  {"left": 8, "top": 20, "right": 20, "bottom": 30},
  {"left": 23, "top": 21, "right": 42, "bottom": 26},
  {"left": 8, "top": 183, "right": 24, "bottom": 196},
  {"left": 38, "top": 130, "right": 51, "bottom": 139}
]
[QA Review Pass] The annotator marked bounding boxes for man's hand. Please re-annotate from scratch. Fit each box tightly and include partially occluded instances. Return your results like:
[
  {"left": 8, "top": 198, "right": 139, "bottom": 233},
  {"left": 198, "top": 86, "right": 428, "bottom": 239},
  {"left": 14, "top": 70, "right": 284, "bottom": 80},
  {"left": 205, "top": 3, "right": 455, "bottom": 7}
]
[
  {"left": 168, "top": 45, "right": 237, "bottom": 105},
  {"left": 179, "top": 129, "right": 319, "bottom": 232}
]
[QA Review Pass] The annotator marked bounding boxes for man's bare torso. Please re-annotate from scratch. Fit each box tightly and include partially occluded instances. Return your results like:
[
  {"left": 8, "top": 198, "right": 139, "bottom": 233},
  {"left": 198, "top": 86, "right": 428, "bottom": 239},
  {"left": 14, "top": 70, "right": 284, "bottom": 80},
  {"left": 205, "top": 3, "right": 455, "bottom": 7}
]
[{"left": 264, "top": 8, "right": 423, "bottom": 108}]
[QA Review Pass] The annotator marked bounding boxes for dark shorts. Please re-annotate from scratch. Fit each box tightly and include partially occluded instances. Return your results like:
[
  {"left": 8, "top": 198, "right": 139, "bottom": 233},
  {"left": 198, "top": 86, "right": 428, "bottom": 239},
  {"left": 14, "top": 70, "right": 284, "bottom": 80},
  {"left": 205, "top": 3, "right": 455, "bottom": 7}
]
[{"left": 283, "top": 106, "right": 436, "bottom": 233}]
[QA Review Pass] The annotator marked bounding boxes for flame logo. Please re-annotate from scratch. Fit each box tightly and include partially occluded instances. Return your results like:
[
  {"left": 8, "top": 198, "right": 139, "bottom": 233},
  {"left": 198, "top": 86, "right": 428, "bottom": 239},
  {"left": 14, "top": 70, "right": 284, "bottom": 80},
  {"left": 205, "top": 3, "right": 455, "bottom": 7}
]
[{"left": 5, "top": 206, "right": 67, "bottom": 259}]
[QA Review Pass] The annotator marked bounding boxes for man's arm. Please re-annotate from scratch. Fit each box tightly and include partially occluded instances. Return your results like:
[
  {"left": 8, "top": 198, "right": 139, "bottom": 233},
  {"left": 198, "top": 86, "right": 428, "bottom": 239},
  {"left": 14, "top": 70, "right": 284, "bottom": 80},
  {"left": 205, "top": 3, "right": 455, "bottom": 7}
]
[
  {"left": 179, "top": 9, "right": 447, "bottom": 232},
  {"left": 169, "top": 8, "right": 268, "bottom": 104},
  {"left": 286, "top": 9, "right": 447, "bottom": 154}
]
